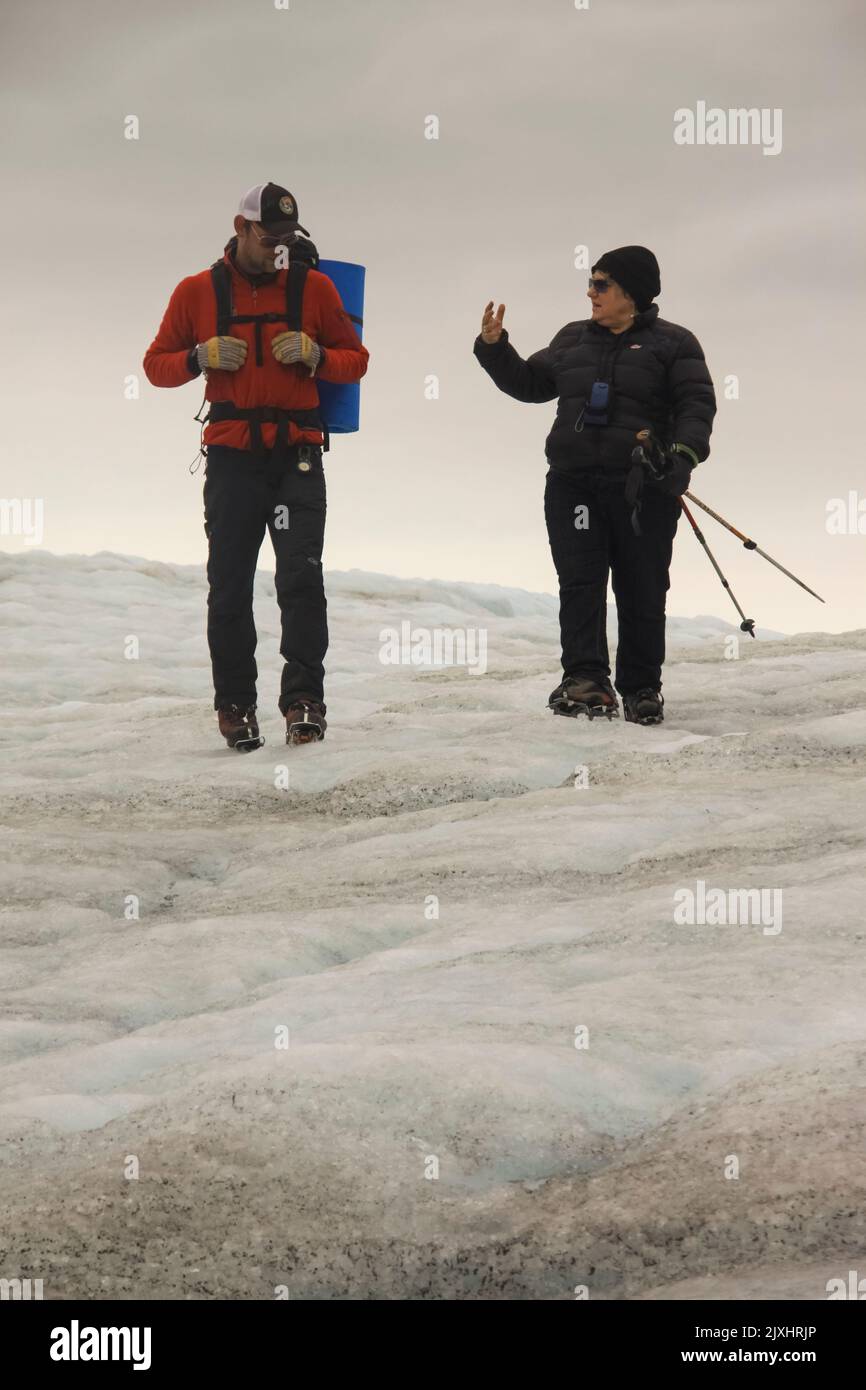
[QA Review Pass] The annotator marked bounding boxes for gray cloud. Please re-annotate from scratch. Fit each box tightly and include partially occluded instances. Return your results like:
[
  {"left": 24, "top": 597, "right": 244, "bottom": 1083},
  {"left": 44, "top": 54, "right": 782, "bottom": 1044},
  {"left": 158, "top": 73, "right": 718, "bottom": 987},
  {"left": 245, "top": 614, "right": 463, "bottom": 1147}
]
[{"left": 1, "top": 0, "right": 863, "bottom": 631}]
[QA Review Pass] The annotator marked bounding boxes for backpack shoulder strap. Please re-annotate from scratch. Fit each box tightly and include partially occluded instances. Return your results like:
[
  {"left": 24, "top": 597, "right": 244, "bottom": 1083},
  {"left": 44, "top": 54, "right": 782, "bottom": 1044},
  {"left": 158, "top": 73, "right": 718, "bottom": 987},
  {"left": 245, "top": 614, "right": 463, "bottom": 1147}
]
[
  {"left": 285, "top": 261, "right": 309, "bottom": 333},
  {"left": 210, "top": 261, "right": 233, "bottom": 338}
]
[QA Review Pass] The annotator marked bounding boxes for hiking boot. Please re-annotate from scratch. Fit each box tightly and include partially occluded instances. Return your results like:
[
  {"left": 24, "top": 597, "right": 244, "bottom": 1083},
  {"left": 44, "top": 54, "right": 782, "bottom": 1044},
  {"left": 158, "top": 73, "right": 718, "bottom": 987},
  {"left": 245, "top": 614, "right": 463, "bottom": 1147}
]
[
  {"left": 548, "top": 674, "right": 620, "bottom": 720},
  {"left": 285, "top": 699, "right": 327, "bottom": 745},
  {"left": 622, "top": 688, "right": 664, "bottom": 725},
  {"left": 217, "top": 703, "right": 264, "bottom": 751}
]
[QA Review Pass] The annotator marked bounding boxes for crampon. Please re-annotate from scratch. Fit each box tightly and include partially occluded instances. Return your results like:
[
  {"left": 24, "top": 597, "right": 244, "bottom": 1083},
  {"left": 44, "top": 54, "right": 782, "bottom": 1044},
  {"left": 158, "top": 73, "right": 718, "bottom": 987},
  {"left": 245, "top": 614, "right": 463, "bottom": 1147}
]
[
  {"left": 285, "top": 699, "right": 327, "bottom": 746},
  {"left": 548, "top": 676, "right": 620, "bottom": 721},
  {"left": 622, "top": 688, "right": 664, "bottom": 725},
  {"left": 217, "top": 704, "right": 265, "bottom": 752}
]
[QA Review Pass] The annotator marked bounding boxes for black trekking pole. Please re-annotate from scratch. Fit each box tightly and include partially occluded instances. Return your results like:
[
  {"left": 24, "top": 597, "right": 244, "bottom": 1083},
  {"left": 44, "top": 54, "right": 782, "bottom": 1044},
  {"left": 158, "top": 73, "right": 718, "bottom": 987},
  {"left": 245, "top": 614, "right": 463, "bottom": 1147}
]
[
  {"left": 679, "top": 498, "right": 756, "bottom": 637},
  {"left": 683, "top": 491, "right": 825, "bottom": 604}
]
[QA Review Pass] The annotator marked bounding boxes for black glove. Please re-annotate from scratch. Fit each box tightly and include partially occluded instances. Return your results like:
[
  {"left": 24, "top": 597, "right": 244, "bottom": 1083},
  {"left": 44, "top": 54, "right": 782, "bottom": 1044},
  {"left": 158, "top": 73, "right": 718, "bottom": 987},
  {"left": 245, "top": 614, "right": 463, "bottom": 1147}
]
[
  {"left": 635, "top": 432, "right": 697, "bottom": 497},
  {"left": 656, "top": 449, "right": 694, "bottom": 498}
]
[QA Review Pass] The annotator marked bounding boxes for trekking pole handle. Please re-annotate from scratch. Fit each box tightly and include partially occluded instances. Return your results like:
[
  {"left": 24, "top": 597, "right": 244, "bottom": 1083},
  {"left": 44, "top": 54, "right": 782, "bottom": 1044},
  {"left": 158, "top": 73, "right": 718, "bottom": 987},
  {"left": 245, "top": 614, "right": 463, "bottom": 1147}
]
[{"left": 633, "top": 429, "right": 667, "bottom": 480}]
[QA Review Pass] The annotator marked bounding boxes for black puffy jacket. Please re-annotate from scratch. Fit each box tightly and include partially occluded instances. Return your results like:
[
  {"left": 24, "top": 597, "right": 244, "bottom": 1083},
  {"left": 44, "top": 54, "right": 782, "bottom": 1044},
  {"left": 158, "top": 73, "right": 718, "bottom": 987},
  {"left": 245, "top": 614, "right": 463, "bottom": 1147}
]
[{"left": 473, "top": 304, "right": 716, "bottom": 477}]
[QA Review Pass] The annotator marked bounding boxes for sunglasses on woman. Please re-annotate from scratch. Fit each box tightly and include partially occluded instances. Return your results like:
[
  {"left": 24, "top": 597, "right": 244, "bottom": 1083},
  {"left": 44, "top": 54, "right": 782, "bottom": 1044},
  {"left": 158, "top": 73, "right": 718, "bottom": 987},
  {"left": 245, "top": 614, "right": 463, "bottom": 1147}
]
[{"left": 588, "top": 277, "right": 614, "bottom": 293}]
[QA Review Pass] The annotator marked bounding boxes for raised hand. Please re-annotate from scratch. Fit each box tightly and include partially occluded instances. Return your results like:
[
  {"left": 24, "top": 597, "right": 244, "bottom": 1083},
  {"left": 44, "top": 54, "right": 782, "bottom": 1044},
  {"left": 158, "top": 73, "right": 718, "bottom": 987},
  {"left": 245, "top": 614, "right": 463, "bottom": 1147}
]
[{"left": 480, "top": 300, "right": 506, "bottom": 344}]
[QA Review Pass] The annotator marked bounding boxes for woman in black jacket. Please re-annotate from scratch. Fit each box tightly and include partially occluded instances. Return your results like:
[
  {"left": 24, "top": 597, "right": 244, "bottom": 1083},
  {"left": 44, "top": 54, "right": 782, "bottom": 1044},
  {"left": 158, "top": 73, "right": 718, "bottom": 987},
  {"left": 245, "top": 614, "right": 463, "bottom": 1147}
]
[{"left": 474, "top": 245, "right": 716, "bottom": 724}]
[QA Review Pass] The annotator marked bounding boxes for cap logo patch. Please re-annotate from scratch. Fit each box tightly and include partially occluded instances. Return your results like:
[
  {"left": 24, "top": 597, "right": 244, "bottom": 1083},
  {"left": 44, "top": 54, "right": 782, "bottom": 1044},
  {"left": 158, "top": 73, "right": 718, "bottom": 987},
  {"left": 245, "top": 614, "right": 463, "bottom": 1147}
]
[{"left": 278, "top": 195, "right": 295, "bottom": 216}]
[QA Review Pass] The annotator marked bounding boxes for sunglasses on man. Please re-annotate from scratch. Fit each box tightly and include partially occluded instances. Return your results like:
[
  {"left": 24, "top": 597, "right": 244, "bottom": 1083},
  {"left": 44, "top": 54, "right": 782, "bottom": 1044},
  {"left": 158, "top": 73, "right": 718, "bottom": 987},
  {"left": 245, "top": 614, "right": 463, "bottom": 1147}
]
[
  {"left": 588, "top": 277, "right": 614, "bottom": 293},
  {"left": 248, "top": 222, "right": 297, "bottom": 249}
]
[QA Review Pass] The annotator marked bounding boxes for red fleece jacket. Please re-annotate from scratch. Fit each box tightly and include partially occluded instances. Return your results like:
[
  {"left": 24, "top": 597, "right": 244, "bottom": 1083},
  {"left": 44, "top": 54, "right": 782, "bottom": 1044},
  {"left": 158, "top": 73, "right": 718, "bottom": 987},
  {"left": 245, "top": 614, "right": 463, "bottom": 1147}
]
[{"left": 143, "top": 244, "right": 369, "bottom": 452}]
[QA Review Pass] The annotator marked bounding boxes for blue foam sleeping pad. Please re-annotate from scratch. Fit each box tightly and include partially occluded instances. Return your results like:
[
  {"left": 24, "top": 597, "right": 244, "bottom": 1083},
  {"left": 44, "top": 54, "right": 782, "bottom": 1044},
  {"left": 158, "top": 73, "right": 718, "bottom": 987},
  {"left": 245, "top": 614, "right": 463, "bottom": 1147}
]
[{"left": 316, "top": 259, "right": 366, "bottom": 433}]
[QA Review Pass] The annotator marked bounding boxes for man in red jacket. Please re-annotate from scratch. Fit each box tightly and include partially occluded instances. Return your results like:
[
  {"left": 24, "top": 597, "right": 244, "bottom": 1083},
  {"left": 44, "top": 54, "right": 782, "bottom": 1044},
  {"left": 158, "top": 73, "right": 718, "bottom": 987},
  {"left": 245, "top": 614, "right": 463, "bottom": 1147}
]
[{"left": 143, "top": 182, "right": 369, "bottom": 749}]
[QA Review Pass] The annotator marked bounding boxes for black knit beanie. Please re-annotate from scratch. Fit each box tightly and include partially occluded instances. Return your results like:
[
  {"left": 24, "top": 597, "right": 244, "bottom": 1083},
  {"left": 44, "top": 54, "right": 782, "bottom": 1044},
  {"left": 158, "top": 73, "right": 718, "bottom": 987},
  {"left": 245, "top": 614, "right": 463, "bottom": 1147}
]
[{"left": 592, "top": 246, "right": 661, "bottom": 311}]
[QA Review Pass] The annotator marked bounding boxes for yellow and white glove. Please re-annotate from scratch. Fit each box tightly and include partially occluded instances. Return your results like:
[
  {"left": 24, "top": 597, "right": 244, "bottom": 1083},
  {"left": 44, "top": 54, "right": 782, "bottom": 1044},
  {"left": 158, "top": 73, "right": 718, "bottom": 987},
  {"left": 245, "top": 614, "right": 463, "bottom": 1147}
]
[
  {"left": 195, "top": 337, "right": 248, "bottom": 372},
  {"left": 271, "top": 330, "right": 323, "bottom": 375},
  {"left": 195, "top": 336, "right": 248, "bottom": 372}
]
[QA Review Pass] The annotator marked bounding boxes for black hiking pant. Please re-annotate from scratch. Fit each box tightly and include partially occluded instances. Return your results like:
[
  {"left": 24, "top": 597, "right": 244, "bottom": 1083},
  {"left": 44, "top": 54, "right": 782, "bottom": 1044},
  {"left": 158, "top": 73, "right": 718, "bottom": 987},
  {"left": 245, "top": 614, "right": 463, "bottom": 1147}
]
[
  {"left": 202, "top": 443, "right": 327, "bottom": 714},
  {"left": 544, "top": 466, "right": 681, "bottom": 694}
]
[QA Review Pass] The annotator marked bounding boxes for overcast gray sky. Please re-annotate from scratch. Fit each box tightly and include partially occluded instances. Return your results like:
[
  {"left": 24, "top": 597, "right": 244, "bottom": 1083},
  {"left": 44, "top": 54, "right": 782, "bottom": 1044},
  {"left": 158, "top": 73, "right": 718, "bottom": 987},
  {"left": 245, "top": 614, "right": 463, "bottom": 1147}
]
[{"left": 2, "top": 0, "right": 864, "bottom": 631}]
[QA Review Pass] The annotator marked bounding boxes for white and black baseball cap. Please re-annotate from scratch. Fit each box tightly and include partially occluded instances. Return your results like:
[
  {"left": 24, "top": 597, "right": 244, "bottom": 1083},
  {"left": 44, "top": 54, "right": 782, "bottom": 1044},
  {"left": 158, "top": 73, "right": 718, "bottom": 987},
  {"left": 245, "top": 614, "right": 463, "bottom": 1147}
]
[{"left": 237, "top": 182, "right": 310, "bottom": 238}]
